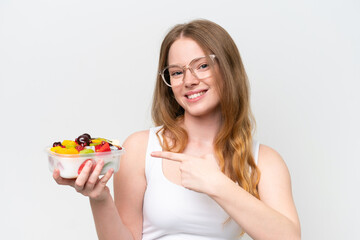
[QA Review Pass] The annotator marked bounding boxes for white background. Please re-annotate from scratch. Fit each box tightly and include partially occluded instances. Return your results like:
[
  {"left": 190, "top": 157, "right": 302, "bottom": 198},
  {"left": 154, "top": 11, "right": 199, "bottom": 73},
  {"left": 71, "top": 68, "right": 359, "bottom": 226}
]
[{"left": 0, "top": 0, "right": 359, "bottom": 239}]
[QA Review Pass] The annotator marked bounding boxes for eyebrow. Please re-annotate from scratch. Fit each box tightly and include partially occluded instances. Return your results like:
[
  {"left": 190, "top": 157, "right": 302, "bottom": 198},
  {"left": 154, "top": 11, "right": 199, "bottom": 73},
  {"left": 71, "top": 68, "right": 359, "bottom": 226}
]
[
  {"left": 166, "top": 60, "right": 187, "bottom": 67},
  {"left": 166, "top": 56, "right": 207, "bottom": 67}
]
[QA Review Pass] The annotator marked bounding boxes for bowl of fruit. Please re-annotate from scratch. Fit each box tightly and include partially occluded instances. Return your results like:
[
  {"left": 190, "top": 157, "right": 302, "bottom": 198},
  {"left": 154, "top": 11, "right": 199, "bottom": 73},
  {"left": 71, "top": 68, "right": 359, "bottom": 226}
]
[{"left": 46, "top": 133, "right": 124, "bottom": 179}]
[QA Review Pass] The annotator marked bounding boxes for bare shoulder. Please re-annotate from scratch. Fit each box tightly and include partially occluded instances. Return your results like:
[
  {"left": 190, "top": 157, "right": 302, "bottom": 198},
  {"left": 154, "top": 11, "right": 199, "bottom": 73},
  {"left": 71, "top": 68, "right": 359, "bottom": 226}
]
[
  {"left": 257, "top": 144, "right": 300, "bottom": 228},
  {"left": 123, "top": 130, "right": 149, "bottom": 154},
  {"left": 114, "top": 130, "right": 149, "bottom": 182},
  {"left": 114, "top": 129, "right": 150, "bottom": 197},
  {"left": 257, "top": 144, "right": 291, "bottom": 194},
  {"left": 114, "top": 129, "right": 149, "bottom": 182},
  {"left": 257, "top": 144, "right": 289, "bottom": 175},
  {"left": 117, "top": 129, "right": 149, "bottom": 172}
]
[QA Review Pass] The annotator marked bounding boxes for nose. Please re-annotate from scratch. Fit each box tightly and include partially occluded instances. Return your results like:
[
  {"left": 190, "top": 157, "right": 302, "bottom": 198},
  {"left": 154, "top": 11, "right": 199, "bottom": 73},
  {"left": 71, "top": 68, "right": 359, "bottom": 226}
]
[{"left": 183, "top": 67, "right": 200, "bottom": 87}]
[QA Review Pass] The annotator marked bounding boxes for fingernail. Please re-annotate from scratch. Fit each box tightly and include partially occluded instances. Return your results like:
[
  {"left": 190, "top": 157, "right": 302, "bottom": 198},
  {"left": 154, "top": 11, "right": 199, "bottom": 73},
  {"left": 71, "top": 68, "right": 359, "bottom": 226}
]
[{"left": 86, "top": 161, "right": 92, "bottom": 167}]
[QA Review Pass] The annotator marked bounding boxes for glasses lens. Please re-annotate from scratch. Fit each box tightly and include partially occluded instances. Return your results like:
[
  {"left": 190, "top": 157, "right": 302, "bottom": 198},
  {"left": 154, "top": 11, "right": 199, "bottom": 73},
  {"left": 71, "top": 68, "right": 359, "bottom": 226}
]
[
  {"left": 190, "top": 56, "right": 212, "bottom": 79},
  {"left": 161, "top": 68, "right": 171, "bottom": 86},
  {"left": 161, "top": 55, "right": 215, "bottom": 87},
  {"left": 162, "top": 66, "right": 183, "bottom": 87}
]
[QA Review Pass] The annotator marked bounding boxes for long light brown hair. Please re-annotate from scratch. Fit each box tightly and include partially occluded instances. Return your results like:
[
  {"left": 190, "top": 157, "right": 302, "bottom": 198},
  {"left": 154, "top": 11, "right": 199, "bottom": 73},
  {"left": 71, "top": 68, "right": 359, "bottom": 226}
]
[{"left": 152, "top": 19, "right": 260, "bottom": 199}]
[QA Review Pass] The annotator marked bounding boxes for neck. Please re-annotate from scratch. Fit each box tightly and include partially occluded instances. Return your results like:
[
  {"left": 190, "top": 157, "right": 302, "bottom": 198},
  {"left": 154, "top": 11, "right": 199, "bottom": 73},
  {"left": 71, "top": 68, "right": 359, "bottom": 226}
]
[{"left": 182, "top": 111, "right": 222, "bottom": 145}]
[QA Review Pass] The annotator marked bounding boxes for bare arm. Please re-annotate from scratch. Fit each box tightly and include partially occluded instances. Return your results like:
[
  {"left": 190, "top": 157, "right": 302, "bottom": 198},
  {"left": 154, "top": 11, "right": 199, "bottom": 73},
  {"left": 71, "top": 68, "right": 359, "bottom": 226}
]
[
  {"left": 209, "top": 145, "right": 301, "bottom": 240},
  {"left": 151, "top": 144, "right": 301, "bottom": 240},
  {"left": 113, "top": 130, "right": 148, "bottom": 240},
  {"left": 53, "top": 161, "right": 134, "bottom": 240},
  {"left": 54, "top": 131, "right": 148, "bottom": 240},
  {"left": 90, "top": 193, "right": 134, "bottom": 240}
]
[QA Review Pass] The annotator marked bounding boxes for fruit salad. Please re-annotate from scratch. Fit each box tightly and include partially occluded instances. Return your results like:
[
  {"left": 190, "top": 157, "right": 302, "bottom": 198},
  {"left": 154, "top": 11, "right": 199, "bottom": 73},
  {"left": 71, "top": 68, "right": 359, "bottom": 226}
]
[{"left": 46, "top": 133, "right": 124, "bottom": 179}]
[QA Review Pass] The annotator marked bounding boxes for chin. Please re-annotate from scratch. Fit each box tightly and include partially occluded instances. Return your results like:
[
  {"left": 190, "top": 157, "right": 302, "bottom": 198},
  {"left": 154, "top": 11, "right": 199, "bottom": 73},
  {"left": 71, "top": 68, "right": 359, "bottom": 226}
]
[{"left": 185, "top": 106, "right": 221, "bottom": 118}]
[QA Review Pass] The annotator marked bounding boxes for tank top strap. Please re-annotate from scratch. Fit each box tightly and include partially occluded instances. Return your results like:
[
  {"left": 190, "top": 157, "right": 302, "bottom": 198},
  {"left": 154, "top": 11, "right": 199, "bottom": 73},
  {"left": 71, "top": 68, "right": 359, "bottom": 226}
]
[{"left": 145, "top": 126, "right": 163, "bottom": 184}]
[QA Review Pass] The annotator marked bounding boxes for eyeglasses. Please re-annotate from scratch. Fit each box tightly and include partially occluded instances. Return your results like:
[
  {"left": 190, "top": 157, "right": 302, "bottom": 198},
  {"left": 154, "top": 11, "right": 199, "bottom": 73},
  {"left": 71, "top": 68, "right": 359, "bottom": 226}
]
[{"left": 159, "top": 54, "right": 216, "bottom": 87}]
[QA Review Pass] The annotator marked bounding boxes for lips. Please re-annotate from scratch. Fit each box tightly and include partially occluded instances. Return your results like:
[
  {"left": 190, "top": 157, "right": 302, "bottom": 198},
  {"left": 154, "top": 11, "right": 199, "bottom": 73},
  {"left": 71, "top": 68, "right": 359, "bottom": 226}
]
[{"left": 185, "top": 90, "right": 207, "bottom": 99}]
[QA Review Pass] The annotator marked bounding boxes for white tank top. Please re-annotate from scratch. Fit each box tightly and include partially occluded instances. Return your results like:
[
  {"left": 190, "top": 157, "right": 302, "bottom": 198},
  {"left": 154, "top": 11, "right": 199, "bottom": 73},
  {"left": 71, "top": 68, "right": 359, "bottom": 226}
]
[{"left": 142, "top": 127, "right": 260, "bottom": 240}]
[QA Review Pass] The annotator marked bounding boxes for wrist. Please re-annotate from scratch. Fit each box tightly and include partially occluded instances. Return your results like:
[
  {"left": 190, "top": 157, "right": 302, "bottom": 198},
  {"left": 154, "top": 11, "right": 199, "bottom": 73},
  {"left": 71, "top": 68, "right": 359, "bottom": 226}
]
[
  {"left": 207, "top": 172, "right": 232, "bottom": 198},
  {"left": 89, "top": 188, "right": 112, "bottom": 205}
]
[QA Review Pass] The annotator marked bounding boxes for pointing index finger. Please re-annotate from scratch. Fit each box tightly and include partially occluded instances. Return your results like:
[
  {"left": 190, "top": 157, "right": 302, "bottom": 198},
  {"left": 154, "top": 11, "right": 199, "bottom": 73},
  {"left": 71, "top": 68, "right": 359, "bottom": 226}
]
[{"left": 151, "top": 151, "right": 184, "bottom": 162}]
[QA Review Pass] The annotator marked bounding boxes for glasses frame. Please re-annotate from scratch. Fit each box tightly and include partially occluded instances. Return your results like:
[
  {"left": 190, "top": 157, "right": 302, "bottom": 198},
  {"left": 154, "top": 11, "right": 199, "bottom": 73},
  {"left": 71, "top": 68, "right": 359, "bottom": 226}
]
[{"left": 159, "top": 54, "right": 216, "bottom": 87}]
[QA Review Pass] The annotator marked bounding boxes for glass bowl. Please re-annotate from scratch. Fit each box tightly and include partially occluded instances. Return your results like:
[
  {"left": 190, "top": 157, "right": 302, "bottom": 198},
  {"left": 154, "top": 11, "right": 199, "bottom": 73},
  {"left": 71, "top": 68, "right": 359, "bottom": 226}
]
[{"left": 46, "top": 147, "right": 124, "bottom": 179}]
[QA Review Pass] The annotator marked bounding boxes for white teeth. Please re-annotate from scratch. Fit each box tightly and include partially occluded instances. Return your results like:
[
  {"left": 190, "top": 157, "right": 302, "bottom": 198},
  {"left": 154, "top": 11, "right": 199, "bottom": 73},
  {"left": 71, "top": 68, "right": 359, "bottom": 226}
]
[{"left": 187, "top": 91, "right": 206, "bottom": 99}]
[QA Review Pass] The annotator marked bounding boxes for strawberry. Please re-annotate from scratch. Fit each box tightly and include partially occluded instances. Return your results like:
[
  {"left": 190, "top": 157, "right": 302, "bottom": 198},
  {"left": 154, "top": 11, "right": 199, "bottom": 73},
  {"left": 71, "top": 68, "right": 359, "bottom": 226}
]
[
  {"left": 75, "top": 145, "right": 85, "bottom": 152},
  {"left": 78, "top": 159, "right": 96, "bottom": 175},
  {"left": 95, "top": 142, "right": 111, "bottom": 152}
]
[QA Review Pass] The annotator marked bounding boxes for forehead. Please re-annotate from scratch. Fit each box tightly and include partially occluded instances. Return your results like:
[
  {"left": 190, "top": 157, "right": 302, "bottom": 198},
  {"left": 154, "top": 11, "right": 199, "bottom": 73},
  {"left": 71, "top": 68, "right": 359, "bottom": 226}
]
[{"left": 168, "top": 37, "right": 206, "bottom": 65}]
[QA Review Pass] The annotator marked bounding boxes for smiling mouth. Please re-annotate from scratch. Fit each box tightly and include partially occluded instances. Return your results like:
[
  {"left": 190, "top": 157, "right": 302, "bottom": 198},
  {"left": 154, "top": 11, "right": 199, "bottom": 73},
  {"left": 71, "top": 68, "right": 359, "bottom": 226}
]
[{"left": 186, "top": 90, "right": 207, "bottom": 99}]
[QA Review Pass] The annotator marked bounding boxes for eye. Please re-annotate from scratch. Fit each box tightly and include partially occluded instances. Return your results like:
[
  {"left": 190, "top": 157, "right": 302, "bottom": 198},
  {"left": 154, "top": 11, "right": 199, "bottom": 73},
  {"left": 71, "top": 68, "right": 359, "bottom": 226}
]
[
  {"left": 170, "top": 70, "right": 183, "bottom": 78},
  {"left": 195, "top": 62, "right": 210, "bottom": 72},
  {"left": 199, "top": 63, "right": 209, "bottom": 69}
]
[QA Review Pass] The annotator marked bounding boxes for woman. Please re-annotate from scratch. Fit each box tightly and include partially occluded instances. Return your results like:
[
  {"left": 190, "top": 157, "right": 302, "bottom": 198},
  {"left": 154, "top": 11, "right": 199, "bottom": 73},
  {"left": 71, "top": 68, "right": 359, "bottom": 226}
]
[{"left": 54, "top": 19, "right": 301, "bottom": 240}]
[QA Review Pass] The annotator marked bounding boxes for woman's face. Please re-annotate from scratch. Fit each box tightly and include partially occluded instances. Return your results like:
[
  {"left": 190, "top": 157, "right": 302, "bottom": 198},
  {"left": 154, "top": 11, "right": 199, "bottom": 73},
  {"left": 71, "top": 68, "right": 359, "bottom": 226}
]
[{"left": 167, "top": 37, "right": 221, "bottom": 119}]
